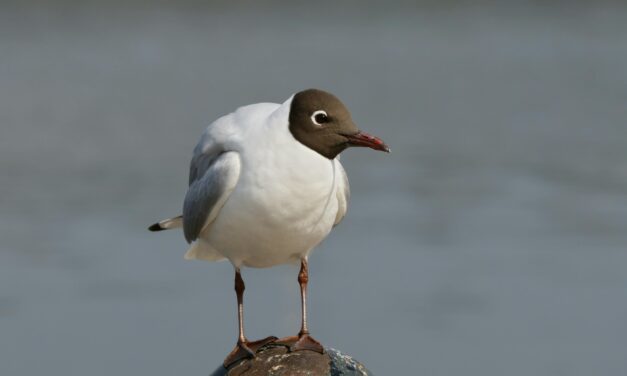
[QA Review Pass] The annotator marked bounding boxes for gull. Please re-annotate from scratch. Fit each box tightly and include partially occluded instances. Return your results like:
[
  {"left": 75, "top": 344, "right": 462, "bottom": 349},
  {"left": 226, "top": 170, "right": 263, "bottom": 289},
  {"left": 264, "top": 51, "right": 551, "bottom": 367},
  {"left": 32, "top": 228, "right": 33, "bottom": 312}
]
[{"left": 149, "top": 89, "right": 389, "bottom": 367}]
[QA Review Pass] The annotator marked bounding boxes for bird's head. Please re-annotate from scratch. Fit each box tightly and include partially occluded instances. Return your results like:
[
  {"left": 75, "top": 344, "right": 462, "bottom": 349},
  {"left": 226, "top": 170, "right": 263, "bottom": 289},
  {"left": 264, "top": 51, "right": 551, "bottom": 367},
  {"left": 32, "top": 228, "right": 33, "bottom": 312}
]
[{"left": 288, "top": 89, "right": 390, "bottom": 159}]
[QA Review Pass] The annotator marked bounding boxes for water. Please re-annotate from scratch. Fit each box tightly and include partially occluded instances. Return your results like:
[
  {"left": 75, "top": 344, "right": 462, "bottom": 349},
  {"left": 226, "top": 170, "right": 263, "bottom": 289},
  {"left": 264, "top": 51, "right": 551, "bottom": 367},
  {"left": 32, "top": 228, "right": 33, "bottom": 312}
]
[{"left": 2, "top": 2, "right": 627, "bottom": 375}]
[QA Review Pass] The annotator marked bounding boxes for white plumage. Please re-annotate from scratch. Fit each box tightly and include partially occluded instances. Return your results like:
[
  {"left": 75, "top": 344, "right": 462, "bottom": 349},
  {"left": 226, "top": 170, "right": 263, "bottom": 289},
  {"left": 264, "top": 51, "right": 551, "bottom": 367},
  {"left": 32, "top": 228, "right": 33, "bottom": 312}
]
[{"left": 179, "top": 96, "right": 349, "bottom": 268}]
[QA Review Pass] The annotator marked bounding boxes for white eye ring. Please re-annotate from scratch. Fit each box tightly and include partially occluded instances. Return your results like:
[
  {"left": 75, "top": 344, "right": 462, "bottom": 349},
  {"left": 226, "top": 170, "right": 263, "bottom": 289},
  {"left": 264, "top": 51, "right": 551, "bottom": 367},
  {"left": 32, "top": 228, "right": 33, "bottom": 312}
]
[{"left": 311, "top": 110, "right": 328, "bottom": 126}]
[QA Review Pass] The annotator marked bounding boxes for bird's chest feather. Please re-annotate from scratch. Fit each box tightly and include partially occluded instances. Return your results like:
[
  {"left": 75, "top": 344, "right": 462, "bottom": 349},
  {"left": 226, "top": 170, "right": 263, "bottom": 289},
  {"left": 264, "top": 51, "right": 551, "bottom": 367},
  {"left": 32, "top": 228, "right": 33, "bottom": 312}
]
[
  {"left": 201, "top": 122, "right": 341, "bottom": 267},
  {"left": 236, "top": 144, "right": 337, "bottom": 228},
  {"left": 207, "top": 143, "right": 338, "bottom": 267}
]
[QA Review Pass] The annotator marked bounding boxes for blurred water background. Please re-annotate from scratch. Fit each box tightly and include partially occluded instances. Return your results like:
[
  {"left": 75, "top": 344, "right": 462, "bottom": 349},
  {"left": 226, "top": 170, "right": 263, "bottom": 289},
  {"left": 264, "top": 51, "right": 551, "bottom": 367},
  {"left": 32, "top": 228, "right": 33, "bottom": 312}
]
[{"left": 1, "top": 1, "right": 627, "bottom": 375}]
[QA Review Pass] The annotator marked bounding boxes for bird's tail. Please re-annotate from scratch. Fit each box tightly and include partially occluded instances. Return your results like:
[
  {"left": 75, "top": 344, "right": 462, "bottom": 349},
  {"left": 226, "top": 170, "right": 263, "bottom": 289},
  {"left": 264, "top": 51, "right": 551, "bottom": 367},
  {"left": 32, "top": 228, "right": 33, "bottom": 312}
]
[
  {"left": 148, "top": 215, "right": 183, "bottom": 231},
  {"left": 149, "top": 215, "right": 225, "bottom": 262}
]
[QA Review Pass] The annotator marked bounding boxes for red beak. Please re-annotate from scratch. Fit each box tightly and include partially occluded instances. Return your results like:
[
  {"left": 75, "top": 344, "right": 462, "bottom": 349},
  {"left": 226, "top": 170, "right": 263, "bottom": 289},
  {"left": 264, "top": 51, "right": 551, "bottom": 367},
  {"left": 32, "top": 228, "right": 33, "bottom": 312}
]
[{"left": 345, "top": 131, "right": 390, "bottom": 153}]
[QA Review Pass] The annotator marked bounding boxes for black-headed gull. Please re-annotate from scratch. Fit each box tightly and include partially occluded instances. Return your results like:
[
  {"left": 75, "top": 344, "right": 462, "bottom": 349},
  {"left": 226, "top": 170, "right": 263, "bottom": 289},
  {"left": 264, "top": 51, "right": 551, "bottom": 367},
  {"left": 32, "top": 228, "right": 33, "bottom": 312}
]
[{"left": 149, "top": 89, "right": 389, "bottom": 367}]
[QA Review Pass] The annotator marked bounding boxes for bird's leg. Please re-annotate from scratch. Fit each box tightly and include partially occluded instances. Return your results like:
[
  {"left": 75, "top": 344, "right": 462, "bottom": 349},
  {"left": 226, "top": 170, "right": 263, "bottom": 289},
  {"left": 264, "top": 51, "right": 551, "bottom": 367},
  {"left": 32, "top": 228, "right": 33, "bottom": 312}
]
[
  {"left": 223, "top": 268, "right": 276, "bottom": 368},
  {"left": 297, "top": 258, "right": 312, "bottom": 336},
  {"left": 276, "top": 258, "right": 325, "bottom": 353}
]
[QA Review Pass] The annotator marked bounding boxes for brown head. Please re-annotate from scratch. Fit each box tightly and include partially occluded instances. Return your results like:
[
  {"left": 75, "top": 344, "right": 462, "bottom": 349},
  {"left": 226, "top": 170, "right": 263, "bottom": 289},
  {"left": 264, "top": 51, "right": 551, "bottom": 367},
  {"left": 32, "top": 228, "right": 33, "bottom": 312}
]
[{"left": 288, "top": 89, "right": 389, "bottom": 159}]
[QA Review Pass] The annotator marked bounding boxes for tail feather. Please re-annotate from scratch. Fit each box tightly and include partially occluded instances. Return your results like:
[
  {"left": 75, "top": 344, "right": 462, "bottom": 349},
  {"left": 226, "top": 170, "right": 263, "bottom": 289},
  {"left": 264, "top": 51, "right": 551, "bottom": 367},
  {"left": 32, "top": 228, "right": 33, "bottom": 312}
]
[
  {"left": 184, "top": 238, "right": 226, "bottom": 262},
  {"left": 149, "top": 215, "right": 225, "bottom": 263},
  {"left": 148, "top": 215, "right": 183, "bottom": 231}
]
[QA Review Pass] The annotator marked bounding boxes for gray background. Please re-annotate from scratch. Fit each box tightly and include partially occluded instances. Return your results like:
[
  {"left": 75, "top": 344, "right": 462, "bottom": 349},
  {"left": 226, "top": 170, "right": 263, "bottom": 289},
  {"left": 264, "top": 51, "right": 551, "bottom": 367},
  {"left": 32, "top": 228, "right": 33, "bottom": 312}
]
[{"left": 2, "top": 1, "right": 627, "bottom": 375}]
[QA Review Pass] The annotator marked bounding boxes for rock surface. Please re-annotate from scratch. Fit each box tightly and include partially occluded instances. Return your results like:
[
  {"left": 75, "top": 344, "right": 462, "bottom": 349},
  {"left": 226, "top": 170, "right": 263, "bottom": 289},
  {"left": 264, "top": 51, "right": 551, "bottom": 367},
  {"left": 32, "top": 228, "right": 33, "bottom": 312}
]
[{"left": 209, "top": 344, "right": 373, "bottom": 376}]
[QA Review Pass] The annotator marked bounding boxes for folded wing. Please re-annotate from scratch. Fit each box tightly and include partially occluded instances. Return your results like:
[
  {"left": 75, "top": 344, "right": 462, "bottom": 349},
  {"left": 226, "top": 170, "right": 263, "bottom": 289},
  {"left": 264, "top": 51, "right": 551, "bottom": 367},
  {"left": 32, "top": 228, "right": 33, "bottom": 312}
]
[{"left": 183, "top": 150, "right": 241, "bottom": 243}]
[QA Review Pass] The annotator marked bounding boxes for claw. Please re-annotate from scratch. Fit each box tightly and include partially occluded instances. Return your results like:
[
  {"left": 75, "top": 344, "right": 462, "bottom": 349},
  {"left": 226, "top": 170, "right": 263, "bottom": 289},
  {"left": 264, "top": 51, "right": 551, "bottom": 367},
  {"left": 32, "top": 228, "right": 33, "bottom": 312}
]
[
  {"left": 275, "top": 334, "right": 325, "bottom": 354},
  {"left": 223, "top": 336, "right": 277, "bottom": 368}
]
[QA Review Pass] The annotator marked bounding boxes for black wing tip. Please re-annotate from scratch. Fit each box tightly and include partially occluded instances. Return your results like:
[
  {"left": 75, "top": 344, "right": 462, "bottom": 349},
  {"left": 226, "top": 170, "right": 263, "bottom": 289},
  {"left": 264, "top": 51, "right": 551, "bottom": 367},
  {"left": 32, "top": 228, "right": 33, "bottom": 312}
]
[{"left": 148, "top": 223, "right": 164, "bottom": 232}]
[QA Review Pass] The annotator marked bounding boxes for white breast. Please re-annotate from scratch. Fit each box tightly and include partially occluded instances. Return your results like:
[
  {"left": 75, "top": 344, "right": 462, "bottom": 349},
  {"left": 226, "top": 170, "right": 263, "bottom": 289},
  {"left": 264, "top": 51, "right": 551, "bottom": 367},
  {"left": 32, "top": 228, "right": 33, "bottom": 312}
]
[{"left": 201, "top": 104, "right": 342, "bottom": 268}]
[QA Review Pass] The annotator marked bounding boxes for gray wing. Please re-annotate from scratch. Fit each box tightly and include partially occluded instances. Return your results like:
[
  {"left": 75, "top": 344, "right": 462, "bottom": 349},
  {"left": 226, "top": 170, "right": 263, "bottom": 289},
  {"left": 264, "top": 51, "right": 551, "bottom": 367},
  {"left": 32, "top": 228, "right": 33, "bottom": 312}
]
[
  {"left": 188, "top": 141, "right": 222, "bottom": 185},
  {"left": 334, "top": 160, "right": 350, "bottom": 226},
  {"left": 183, "top": 150, "right": 241, "bottom": 243}
]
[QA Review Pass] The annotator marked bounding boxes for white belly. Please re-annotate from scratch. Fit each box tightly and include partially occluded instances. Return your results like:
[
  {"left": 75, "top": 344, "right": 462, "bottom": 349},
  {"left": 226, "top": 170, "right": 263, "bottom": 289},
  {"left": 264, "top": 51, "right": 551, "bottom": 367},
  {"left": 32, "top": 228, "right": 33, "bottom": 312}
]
[{"left": 202, "top": 147, "right": 340, "bottom": 268}]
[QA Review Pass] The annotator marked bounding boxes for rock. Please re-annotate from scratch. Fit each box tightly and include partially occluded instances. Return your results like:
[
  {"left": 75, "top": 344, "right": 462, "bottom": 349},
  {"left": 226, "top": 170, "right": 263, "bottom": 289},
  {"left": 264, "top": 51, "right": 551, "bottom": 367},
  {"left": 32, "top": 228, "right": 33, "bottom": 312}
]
[{"left": 209, "top": 344, "right": 373, "bottom": 376}]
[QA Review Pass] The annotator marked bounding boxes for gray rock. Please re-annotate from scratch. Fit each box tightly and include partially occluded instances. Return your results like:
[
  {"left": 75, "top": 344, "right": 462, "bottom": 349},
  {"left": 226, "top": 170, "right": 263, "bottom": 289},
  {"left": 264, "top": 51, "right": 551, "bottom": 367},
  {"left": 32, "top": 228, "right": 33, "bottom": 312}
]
[
  {"left": 327, "top": 349, "right": 373, "bottom": 376},
  {"left": 210, "top": 344, "right": 373, "bottom": 376}
]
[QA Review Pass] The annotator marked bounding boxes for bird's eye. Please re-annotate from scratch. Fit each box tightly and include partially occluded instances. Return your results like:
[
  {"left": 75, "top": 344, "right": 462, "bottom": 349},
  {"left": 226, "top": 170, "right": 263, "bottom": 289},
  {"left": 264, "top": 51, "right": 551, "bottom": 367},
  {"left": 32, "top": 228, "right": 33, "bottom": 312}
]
[{"left": 311, "top": 110, "right": 329, "bottom": 126}]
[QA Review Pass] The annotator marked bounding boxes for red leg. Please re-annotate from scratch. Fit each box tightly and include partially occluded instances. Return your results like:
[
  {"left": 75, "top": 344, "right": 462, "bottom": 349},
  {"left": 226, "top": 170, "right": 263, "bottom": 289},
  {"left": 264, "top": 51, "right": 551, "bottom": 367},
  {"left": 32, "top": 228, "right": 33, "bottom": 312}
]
[
  {"left": 276, "top": 259, "right": 324, "bottom": 353},
  {"left": 223, "top": 268, "right": 276, "bottom": 367}
]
